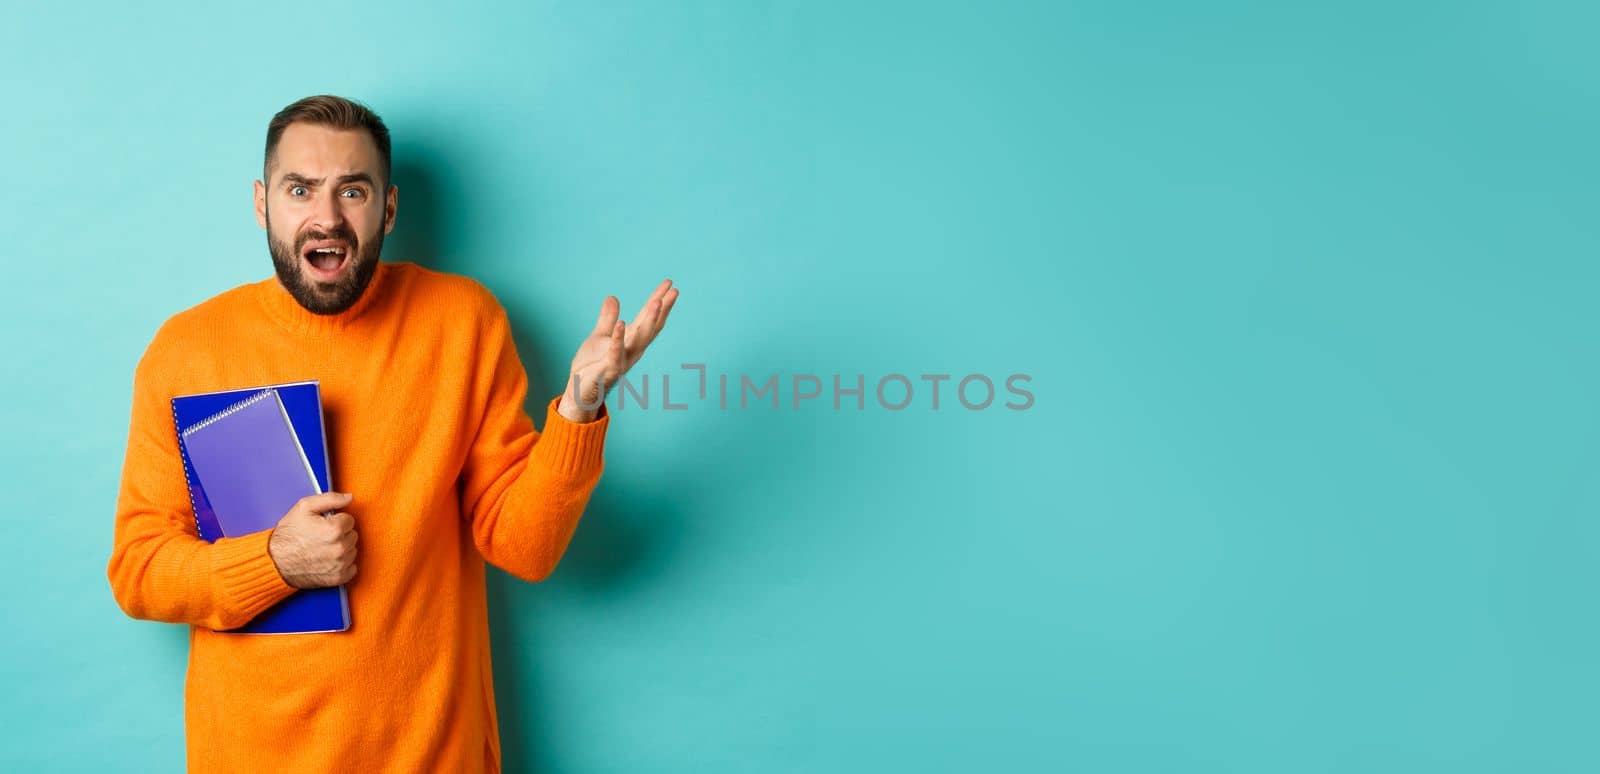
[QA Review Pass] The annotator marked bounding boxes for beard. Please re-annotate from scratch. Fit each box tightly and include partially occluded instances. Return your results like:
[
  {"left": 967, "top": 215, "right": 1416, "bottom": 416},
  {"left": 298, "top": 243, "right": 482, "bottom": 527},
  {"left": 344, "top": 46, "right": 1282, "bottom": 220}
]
[{"left": 266, "top": 210, "right": 384, "bottom": 316}]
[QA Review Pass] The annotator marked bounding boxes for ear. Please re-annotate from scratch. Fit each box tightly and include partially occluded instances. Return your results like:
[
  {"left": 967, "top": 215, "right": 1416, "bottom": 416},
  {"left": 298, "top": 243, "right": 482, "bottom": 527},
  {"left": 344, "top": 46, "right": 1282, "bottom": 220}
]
[
  {"left": 384, "top": 184, "right": 399, "bottom": 235},
  {"left": 253, "top": 179, "right": 267, "bottom": 229}
]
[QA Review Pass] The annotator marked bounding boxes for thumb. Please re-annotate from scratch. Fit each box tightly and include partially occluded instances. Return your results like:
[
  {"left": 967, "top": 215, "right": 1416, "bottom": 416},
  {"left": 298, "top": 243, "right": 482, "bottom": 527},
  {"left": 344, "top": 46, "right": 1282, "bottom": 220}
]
[{"left": 297, "top": 491, "right": 353, "bottom": 517}]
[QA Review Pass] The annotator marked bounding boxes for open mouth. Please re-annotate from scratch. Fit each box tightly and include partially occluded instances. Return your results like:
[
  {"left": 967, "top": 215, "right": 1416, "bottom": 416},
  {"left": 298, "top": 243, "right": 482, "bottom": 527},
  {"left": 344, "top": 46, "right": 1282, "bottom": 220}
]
[{"left": 301, "top": 241, "right": 351, "bottom": 277}]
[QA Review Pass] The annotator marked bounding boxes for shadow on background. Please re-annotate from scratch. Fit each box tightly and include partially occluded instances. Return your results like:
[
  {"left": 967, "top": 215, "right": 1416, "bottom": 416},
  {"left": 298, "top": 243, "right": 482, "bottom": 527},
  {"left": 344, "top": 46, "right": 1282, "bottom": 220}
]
[
  {"left": 388, "top": 151, "right": 695, "bottom": 772},
  {"left": 389, "top": 142, "right": 849, "bottom": 771}
]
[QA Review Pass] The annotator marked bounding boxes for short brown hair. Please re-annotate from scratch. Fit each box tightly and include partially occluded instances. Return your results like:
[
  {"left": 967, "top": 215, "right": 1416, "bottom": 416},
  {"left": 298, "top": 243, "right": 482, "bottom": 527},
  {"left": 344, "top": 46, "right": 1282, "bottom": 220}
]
[{"left": 264, "top": 94, "right": 392, "bottom": 186}]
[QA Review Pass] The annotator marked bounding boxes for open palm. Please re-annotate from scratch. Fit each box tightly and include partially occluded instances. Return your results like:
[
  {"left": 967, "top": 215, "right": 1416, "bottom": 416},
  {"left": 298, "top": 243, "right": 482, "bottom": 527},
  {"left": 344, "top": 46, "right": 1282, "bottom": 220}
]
[{"left": 557, "top": 278, "right": 679, "bottom": 422}]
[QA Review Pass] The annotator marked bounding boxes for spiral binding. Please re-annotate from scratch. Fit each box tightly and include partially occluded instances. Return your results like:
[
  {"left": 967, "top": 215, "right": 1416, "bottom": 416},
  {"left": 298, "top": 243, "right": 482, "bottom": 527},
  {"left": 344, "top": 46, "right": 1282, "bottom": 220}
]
[
  {"left": 180, "top": 389, "right": 275, "bottom": 439},
  {"left": 172, "top": 399, "right": 204, "bottom": 537}
]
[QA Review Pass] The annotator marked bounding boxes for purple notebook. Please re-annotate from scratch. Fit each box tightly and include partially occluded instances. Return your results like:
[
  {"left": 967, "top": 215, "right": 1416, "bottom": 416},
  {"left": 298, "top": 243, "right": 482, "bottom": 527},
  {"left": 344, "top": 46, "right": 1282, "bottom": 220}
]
[{"left": 176, "top": 386, "right": 351, "bottom": 634}]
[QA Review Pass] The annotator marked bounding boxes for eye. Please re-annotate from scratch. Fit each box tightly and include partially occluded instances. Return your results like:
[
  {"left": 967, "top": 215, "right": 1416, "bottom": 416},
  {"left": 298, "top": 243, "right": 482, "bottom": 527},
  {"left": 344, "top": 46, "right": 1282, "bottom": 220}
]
[
  {"left": 290, "top": 185, "right": 308, "bottom": 197},
  {"left": 341, "top": 188, "right": 365, "bottom": 199}
]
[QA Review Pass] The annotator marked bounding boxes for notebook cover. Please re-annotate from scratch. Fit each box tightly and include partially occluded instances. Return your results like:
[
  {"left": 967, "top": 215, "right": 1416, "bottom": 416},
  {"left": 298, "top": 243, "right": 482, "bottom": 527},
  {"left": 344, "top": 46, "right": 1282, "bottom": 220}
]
[{"left": 171, "top": 381, "right": 351, "bottom": 634}]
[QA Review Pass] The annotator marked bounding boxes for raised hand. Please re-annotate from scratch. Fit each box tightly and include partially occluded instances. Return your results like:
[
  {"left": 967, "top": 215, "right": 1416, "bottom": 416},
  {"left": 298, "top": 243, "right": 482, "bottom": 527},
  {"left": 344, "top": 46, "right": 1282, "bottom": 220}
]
[{"left": 557, "top": 278, "right": 679, "bottom": 423}]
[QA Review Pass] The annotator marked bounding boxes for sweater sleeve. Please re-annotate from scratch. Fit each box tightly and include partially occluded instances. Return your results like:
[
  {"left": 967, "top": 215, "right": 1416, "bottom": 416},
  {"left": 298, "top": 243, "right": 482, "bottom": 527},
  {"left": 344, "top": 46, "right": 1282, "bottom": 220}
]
[
  {"left": 459, "top": 297, "right": 609, "bottom": 582},
  {"left": 106, "top": 344, "right": 298, "bottom": 630}
]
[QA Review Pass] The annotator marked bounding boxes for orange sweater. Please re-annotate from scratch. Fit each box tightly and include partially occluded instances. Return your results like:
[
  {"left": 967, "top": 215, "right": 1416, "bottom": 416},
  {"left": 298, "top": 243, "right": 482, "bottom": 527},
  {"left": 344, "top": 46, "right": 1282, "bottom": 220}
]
[{"left": 107, "top": 260, "right": 608, "bottom": 772}]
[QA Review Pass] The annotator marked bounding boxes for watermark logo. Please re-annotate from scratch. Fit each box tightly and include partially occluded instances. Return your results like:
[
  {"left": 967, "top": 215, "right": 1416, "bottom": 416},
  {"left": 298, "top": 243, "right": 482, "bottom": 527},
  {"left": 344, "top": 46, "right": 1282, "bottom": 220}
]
[{"left": 569, "top": 364, "right": 1034, "bottom": 411}]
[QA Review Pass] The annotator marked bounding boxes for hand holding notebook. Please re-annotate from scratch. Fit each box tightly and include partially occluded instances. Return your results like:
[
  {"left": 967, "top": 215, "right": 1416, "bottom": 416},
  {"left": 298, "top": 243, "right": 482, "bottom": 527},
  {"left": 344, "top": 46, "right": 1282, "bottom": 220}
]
[{"left": 267, "top": 490, "right": 359, "bottom": 589}]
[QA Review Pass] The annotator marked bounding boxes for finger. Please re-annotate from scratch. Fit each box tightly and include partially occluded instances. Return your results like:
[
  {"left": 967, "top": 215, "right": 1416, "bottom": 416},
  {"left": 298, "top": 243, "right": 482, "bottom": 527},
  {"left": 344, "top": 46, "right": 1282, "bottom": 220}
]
[
  {"left": 631, "top": 279, "right": 672, "bottom": 325},
  {"left": 656, "top": 287, "right": 678, "bottom": 330},
  {"left": 628, "top": 281, "right": 677, "bottom": 343},
  {"left": 590, "top": 295, "right": 620, "bottom": 337},
  {"left": 601, "top": 321, "right": 624, "bottom": 385},
  {"left": 622, "top": 280, "right": 672, "bottom": 349},
  {"left": 611, "top": 320, "right": 625, "bottom": 369},
  {"left": 339, "top": 531, "right": 358, "bottom": 551},
  {"left": 328, "top": 512, "right": 356, "bottom": 534},
  {"left": 626, "top": 287, "right": 678, "bottom": 355},
  {"left": 623, "top": 298, "right": 659, "bottom": 352},
  {"left": 299, "top": 491, "right": 353, "bottom": 515}
]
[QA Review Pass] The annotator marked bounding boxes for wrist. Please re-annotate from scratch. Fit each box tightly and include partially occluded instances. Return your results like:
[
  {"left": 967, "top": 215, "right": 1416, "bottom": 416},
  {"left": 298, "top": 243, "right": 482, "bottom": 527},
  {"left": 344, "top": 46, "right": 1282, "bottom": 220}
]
[
  {"left": 556, "top": 394, "right": 601, "bottom": 423},
  {"left": 265, "top": 526, "right": 287, "bottom": 577}
]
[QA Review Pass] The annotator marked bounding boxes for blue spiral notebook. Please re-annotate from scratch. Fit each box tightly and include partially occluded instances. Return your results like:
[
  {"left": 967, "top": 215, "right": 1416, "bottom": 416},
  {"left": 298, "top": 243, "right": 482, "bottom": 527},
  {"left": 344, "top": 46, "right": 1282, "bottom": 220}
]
[{"left": 171, "top": 380, "right": 351, "bottom": 634}]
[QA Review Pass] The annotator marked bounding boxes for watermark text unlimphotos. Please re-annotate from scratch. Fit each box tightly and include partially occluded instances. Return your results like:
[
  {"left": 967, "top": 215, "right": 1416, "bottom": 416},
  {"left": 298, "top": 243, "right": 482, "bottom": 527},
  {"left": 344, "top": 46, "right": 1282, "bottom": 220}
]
[{"left": 568, "top": 364, "right": 1034, "bottom": 412}]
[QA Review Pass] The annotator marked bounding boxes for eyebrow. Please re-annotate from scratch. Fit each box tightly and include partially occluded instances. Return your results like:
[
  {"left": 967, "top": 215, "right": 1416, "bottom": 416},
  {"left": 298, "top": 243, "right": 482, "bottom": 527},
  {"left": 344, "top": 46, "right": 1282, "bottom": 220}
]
[{"left": 280, "top": 172, "right": 377, "bottom": 187}]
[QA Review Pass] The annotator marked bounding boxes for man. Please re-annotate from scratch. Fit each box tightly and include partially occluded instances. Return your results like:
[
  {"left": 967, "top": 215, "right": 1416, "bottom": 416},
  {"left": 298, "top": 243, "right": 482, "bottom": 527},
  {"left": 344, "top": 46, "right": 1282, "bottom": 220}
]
[{"left": 106, "top": 94, "right": 678, "bottom": 772}]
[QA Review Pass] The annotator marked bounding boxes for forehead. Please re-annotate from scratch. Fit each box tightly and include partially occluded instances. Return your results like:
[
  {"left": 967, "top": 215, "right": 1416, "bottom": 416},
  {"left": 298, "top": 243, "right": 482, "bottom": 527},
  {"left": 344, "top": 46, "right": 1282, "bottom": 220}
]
[{"left": 270, "top": 122, "right": 381, "bottom": 183}]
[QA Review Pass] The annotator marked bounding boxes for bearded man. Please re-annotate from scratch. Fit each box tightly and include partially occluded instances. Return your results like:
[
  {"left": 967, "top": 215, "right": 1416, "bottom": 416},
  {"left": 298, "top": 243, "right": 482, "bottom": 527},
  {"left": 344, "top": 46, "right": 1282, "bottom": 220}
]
[{"left": 108, "top": 94, "right": 678, "bottom": 772}]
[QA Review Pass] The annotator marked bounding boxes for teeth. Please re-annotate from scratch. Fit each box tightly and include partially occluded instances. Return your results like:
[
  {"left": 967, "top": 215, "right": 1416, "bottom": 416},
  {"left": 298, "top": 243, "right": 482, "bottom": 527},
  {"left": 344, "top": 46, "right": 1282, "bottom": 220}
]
[{"left": 312, "top": 247, "right": 345, "bottom": 254}]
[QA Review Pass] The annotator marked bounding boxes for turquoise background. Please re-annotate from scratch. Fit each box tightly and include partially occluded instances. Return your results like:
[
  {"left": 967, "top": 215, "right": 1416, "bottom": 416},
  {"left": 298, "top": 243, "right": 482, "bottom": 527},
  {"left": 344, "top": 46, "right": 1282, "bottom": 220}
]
[{"left": 1, "top": 1, "right": 1595, "bottom": 771}]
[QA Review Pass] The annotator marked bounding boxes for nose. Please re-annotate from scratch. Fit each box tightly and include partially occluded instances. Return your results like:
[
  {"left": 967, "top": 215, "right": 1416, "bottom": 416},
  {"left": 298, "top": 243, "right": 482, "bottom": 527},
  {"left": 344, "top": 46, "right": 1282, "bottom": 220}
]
[{"left": 309, "top": 189, "right": 345, "bottom": 233}]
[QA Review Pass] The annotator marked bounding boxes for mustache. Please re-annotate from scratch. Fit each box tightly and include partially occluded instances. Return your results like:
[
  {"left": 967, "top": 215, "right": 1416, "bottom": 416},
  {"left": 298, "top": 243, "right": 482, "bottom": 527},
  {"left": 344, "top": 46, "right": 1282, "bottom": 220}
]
[{"left": 297, "top": 228, "right": 359, "bottom": 248}]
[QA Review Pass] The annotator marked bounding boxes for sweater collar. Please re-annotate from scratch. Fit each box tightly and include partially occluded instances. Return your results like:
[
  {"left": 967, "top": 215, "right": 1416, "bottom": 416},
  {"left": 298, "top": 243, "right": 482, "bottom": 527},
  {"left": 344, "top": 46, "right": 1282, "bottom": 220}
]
[{"left": 256, "top": 260, "right": 393, "bottom": 335}]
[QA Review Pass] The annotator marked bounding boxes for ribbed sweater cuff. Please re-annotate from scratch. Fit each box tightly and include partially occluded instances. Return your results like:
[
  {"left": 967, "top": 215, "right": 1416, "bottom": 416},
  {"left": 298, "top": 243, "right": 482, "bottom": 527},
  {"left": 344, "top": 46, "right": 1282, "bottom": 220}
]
[
  {"left": 534, "top": 395, "right": 609, "bottom": 478},
  {"left": 211, "top": 529, "right": 297, "bottom": 620}
]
